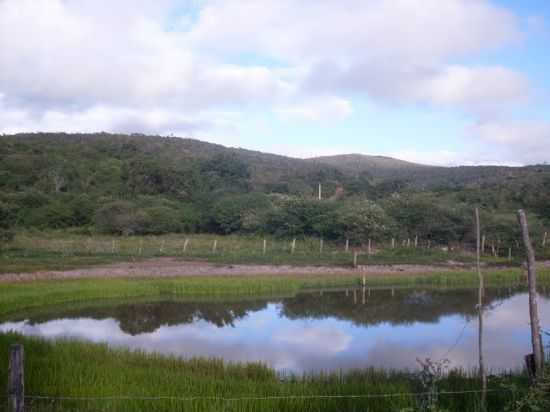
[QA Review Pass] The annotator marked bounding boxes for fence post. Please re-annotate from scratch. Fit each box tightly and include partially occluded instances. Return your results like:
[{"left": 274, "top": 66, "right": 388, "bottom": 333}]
[
  {"left": 8, "top": 344, "right": 24, "bottom": 412},
  {"left": 345, "top": 239, "right": 349, "bottom": 252},
  {"left": 263, "top": 239, "right": 267, "bottom": 256},
  {"left": 183, "top": 238, "right": 189, "bottom": 253},
  {"left": 291, "top": 238, "right": 296, "bottom": 255},
  {"left": 543, "top": 232, "right": 547, "bottom": 248},
  {"left": 319, "top": 238, "right": 324, "bottom": 255},
  {"left": 212, "top": 239, "right": 218, "bottom": 254},
  {"left": 367, "top": 239, "right": 372, "bottom": 257},
  {"left": 353, "top": 251, "right": 358, "bottom": 268},
  {"left": 517, "top": 209, "right": 544, "bottom": 377},
  {"left": 391, "top": 238, "right": 395, "bottom": 249}
]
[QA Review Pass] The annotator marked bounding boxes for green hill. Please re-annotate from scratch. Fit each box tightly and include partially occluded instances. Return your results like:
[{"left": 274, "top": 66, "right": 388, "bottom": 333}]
[{"left": 1, "top": 132, "right": 549, "bottom": 242}]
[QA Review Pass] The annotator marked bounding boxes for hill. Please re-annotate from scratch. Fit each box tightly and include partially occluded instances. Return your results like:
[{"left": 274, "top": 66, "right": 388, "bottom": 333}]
[{"left": 1, "top": 132, "right": 549, "bottom": 242}]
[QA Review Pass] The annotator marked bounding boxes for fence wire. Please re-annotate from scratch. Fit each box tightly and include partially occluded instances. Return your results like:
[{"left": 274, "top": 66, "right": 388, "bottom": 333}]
[{"left": 21, "top": 388, "right": 509, "bottom": 403}]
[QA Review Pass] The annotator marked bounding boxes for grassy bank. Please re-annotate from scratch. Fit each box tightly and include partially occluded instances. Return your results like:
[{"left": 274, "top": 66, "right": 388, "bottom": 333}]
[
  {"left": 2, "top": 269, "right": 550, "bottom": 320},
  {"left": 1, "top": 231, "right": 520, "bottom": 273},
  {"left": 0, "top": 332, "right": 527, "bottom": 412}
]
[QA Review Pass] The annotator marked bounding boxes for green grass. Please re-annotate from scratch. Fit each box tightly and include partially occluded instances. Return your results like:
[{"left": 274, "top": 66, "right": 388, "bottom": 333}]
[
  {"left": 0, "top": 332, "right": 527, "bottom": 412},
  {"left": 1, "top": 230, "right": 524, "bottom": 274},
  {"left": 1, "top": 269, "right": 549, "bottom": 320}
]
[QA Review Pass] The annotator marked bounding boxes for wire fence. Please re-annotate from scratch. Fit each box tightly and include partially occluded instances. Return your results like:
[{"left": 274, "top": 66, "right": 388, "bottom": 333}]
[{"left": 18, "top": 388, "right": 509, "bottom": 402}]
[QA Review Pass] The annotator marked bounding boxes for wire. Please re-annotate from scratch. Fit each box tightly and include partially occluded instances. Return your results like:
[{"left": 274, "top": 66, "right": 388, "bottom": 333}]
[{"left": 24, "top": 389, "right": 509, "bottom": 402}]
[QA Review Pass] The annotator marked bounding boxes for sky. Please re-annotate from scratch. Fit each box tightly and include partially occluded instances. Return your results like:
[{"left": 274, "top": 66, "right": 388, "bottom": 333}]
[{"left": 1, "top": 0, "right": 549, "bottom": 166}]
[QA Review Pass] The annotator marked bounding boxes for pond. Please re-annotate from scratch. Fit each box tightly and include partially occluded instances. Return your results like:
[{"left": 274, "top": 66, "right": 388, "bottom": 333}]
[{"left": 1, "top": 286, "right": 549, "bottom": 374}]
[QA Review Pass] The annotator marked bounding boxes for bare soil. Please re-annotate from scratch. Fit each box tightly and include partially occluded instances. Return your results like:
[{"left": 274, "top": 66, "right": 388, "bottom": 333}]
[{"left": 0, "top": 257, "right": 487, "bottom": 283}]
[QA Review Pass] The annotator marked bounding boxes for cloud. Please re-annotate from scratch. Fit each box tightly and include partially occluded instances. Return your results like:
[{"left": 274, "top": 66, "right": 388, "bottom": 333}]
[
  {"left": 274, "top": 97, "right": 352, "bottom": 122},
  {"left": 189, "top": 0, "right": 520, "bottom": 63},
  {"left": 0, "top": 0, "right": 292, "bottom": 110},
  {"left": 466, "top": 119, "right": 550, "bottom": 164}
]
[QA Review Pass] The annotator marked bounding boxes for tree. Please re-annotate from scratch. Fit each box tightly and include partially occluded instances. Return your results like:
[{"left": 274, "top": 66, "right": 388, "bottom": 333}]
[{"left": 337, "top": 200, "right": 391, "bottom": 244}]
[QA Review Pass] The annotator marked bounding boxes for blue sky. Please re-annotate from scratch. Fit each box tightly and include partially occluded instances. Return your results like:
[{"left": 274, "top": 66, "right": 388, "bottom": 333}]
[{"left": 0, "top": 0, "right": 549, "bottom": 165}]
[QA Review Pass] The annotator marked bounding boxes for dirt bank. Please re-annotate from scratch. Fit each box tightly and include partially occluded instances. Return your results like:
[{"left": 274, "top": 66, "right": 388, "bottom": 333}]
[{"left": 0, "top": 257, "right": 492, "bottom": 283}]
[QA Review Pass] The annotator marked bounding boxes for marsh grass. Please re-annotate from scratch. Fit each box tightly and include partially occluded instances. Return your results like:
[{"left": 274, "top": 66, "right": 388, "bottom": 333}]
[
  {"left": 1, "top": 268, "right": 550, "bottom": 321},
  {"left": 0, "top": 332, "right": 525, "bottom": 412}
]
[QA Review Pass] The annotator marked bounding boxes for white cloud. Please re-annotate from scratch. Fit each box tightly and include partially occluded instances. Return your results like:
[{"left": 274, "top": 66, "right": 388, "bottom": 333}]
[
  {"left": 189, "top": 0, "right": 520, "bottom": 63},
  {"left": 274, "top": 97, "right": 352, "bottom": 122},
  {"left": 467, "top": 119, "right": 550, "bottom": 164}
]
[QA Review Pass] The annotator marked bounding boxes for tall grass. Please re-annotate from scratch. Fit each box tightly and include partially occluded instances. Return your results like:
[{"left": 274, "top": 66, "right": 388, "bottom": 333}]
[{"left": 0, "top": 332, "right": 525, "bottom": 412}]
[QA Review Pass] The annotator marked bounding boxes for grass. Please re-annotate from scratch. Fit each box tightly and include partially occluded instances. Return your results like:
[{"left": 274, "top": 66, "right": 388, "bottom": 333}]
[
  {"left": 0, "top": 332, "right": 528, "bottom": 412},
  {"left": 0, "top": 230, "right": 523, "bottom": 274},
  {"left": 2, "top": 268, "right": 550, "bottom": 320}
]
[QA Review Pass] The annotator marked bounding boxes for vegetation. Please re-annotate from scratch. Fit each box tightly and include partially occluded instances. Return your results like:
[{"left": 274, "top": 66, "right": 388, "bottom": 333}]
[
  {"left": 2, "top": 230, "right": 536, "bottom": 274},
  {"left": 1, "top": 133, "right": 549, "bottom": 249},
  {"left": 0, "top": 332, "right": 528, "bottom": 412},
  {"left": 2, "top": 269, "right": 549, "bottom": 321}
]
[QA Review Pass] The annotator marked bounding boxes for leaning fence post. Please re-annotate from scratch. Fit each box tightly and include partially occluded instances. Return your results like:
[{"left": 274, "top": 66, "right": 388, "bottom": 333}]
[
  {"left": 8, "top": 344, "right": 24, "bottom": 412},
  {"left": 212, "top": 239, "right": 218, "bottom": 254},
  {"left": 291, "top": 238, "right": 296, "bottom": 255},
  {"left": 517, "top": 209, "right": 544, "bottom": 377}
]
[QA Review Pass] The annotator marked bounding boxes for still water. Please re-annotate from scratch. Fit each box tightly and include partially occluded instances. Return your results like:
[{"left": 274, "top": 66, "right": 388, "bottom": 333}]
[{"left": 1, "top": 286, "right": 549, "bottom": 373}]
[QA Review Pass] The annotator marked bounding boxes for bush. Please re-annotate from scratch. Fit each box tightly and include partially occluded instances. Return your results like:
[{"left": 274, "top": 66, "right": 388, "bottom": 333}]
[
  {"left": 25, "top": 201, "right": 74, "bottom": 229},
  {"left": 94, "top": 201, "right": 143, "bottom": 235},
  {"left": 337, "top": 200, "right": 391, "bottom": 244}
]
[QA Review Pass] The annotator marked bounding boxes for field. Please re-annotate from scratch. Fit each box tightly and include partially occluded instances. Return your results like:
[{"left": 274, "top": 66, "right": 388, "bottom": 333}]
[
  {"left": 0, "top": 331, "right": 534, "bottom": 412},
  {"left": 1, "top": 230, "right": 530, "bottom": 274}
]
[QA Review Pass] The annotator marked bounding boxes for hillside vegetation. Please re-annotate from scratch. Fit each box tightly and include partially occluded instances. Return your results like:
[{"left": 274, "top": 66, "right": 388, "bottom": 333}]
[{"left": 1, "top": 132, "right": 549, "bottom": 247}]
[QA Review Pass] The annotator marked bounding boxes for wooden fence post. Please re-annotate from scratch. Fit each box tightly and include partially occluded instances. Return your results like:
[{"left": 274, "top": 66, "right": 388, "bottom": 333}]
[
  {"left": 291, "top": 238, "right": 296, "bottom": 255},
  {"left": 212, "top": 239, "right": 218, "bottom": 254},
  {"left": 345, "top": 239, "right": 349, "bottom": 252},
  {"left": 391, "top": 238, "right": 395, "bottom": 249},
  {"left": 8, "top": 344, "right": 24, "bottom": 412},
  {"left": 517, "top": 209, "right": 544, "bottom": 377},
  {"left": 542, "top": 232, "right": 547, "bottom": 248},
  {"left": 367, "top": 239, "right": 372, "bottom": 256},
  {"left": 353, "top": 251, "right": 358, "bottom": 268},
  {"left": 263, "top": 239, "right": 267, "bottom": 256},
  {"left": 414, "top": 235, "right": 418, "bottom": 248},
  {"left": 475, "top": 208, "right": 487, "bottom": 409},
  {"left": 111, "top": 239, "right": 116, "bottom": 254},
  {"left": 183, "top": 238, "right": 189, "bottom": 253},
  {"left": 481, "top": 235, "right": 486, "bottom": 255},
  {"left": 319, "top": 238, "right": 324, "bottom": 255}
]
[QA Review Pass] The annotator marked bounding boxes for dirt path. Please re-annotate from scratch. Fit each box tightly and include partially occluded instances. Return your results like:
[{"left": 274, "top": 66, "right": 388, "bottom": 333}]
[{"left": 0, "top": 257, "right": 507, "bottom": 283}]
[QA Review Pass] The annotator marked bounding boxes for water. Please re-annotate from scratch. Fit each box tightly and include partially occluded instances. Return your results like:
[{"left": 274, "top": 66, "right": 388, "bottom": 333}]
[{"left": 1, "top": 286, "right": 549, "bottom": 374}]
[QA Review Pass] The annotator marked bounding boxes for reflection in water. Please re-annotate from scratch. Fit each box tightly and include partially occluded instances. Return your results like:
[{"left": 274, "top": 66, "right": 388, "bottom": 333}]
[{"left": 1, "top": 287, "right": 549, "bottom": 373}]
